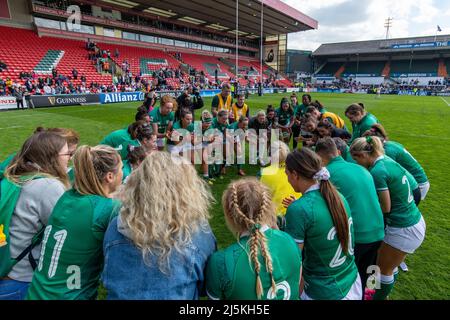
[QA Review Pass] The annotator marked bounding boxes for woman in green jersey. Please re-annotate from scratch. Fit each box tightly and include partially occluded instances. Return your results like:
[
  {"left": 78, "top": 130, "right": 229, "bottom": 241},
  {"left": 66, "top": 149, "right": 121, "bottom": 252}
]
[
  {"left": 150, "top": 94, "right": 176, "bottom": 151},
  {"left": 206, "top": 178, "right": 302, "bottom": 300},
  {"left": 345, "top": 103, "right": 379, "bottom": 144},
  {"left": 194, "top": 110, "right": 216, "bottom": 184},
  {"left": 122, "top": 146, "right": 147, "bottom": 184},
  {"left": 135, "top": 124, "right": 157, "bottom": 154},
  {"left": 100, "top": 120, "right": 146, "bottom": 160},
  {"left": 168, "top": 110, "right": 194, "bottom": 157},
  {"left": 275, "top": 97, "right": 295, "bottom": 144},
  {"left": 350, "top": 136, "right": 426, "bottom": 300},
  {"left": 363, "top": 124, "right": 430, "bottom": 203},
  {"left": 284, "top": 148, "right": 361, "bottom": 300},
  {"left": 26, "top": 145, "right": 123, "bottom": 300},
  {"left": 227, "top": 116, "right": 249, "bottom": 177}
]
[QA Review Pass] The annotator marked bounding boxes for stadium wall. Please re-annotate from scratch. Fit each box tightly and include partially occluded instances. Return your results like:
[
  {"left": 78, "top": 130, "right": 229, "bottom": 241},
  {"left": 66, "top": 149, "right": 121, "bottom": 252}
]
[{"left": 0, "top": 0, "right": 33, "bottom": 28}]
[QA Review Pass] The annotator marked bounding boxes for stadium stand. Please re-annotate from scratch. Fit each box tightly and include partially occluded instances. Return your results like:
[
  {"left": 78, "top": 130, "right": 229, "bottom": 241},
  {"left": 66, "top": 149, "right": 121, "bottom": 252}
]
[
  {"left": 316, "top": 62, "right": 342, "bottom": 76},
  {"left": 180, "top": 53, "right": 234, "bottom": 82},
  {"left": 342, "top": 61, "right": 386, "bottom": 76},
  {"left": 0, "top": 26, "right": 112, "bottom": 87}
]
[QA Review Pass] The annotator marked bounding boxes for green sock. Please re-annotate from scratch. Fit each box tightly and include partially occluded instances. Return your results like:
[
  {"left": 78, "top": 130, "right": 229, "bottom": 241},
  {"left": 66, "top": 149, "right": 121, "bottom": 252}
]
[
  {"left": 208, "top": 165, "right": 214, "bottom": 177},
  {"left": 373, "top": 274, "right": 395, "bottom": 300},
  {"left": 393, "top": 268, "right": 399, "bottom": 282},
  {"left": 215, "top": 164, "right": 222, "bottom": 175}
]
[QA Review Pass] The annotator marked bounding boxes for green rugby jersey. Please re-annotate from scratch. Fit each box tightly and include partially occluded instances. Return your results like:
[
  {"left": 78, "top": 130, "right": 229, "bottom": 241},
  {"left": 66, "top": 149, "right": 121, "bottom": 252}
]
[
  {"left": 327, "top": 156, "right": 384, "bottom": 244},
  {"left": 149, "top": 107, "right": 175, "bottom": 134},
  {"left": 0, "top": 153, "right": 16, "bottom": 171},
  {"left": 342, "top": 145, "right": 357, "bottom": 164},
  {"left": 275, "top": 108, "right": 293, "bottom": 126},
  {"left": 349, "top": 113, "right": 379, "bottom": 144},
  {"left": 384, "top": 141, "right": 428, "bottom": 184},
  {"left": 205, "top": 227, "right": 301, "bottom": 300},
  {"left": 121, "top": 160, "right": 132, "bottom": 182},
  {"left": 100, "top": 127, "right": 139, "bottom": 160},
  {"left": 369, "top": 156, "right": 422, "bottom": 228},
  {"left": 26, "top": 189, "right": 120, "bottom": 300},
  {"left": 168, "top": 120, "right": 193, "bottom": 145},
  {"left": 212, "top": 117, "right": 228, "bottom": 134},
  {"left": 285, "top": 185, "right": 358, "bottom": 300},
  {"left": 294, "top": 104, "right": 308, "bottom": 118}
]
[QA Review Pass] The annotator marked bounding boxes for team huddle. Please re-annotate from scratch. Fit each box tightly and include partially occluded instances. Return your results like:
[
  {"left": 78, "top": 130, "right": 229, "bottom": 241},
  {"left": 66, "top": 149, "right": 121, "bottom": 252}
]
[{"left": 0, "top": 85, "right": 429, "bottom": 300}]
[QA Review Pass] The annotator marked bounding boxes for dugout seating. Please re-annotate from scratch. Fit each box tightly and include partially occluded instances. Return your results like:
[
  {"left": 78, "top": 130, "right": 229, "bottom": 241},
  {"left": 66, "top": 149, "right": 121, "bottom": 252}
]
[
  {"left": 316, "top": 62, "right": 342, "bottom": 76},
  {"left": 0, "top": 26, "right": 112, "bottom": 86},
  {"left": 342, "top": 61, "right": 386, "bottom": 76},
  {"left": 390, "top": 59, "right": 439, "bottom": 76}
]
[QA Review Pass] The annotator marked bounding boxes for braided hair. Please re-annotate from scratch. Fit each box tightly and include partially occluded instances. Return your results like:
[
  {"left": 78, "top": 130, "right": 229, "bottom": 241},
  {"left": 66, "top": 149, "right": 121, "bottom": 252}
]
[{"left": 222, "top": 178, "right": 277, "bottom": 299}]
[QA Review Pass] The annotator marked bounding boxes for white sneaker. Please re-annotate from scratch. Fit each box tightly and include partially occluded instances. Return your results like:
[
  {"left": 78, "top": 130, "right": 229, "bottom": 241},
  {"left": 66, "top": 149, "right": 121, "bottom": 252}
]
[{"left": 399, "top": 262, "right": 409, "bottom": 272}]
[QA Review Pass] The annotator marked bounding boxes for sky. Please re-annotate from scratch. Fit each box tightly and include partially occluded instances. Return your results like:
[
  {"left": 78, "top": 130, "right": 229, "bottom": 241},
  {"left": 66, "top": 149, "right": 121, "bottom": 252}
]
[{"left": 281, "top": 0, "right": 450, "bottom": 52}]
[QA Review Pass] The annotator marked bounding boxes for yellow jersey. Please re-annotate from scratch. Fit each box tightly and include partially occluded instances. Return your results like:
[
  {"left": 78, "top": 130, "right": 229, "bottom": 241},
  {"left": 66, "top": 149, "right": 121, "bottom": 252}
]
[{"left": 260, "top": 164, "right": 302, "bottom": 216}]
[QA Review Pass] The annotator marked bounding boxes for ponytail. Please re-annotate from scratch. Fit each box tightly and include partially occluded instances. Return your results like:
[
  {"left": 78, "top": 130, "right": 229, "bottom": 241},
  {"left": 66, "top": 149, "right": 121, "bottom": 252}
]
[
  {"left": 350, "top": 136, "right": 384, "bottom": 157},
  {"left": 320, "top": 180, "right": 349, "bottom": 253},
  {"left": 285, "top": 149, "right": 351, "bottom": 254},
  {"left": 73, "top": 145, "right": 121, "bottom": 197}
]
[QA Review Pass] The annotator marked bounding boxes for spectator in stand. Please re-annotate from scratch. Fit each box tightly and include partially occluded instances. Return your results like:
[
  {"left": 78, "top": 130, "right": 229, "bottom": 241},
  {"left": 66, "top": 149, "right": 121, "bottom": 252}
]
[
  {"left": 0, "top": 78, "right": 5, "bottom": 96},
  {"left": 52, "top": 68, "right": 58, "bottom": 79},
  {"left": 115, "top": 48, "right": 119, "bottom": 58},
  {"left": 43, "top": 84, "right": 52, "bottom": 95}
]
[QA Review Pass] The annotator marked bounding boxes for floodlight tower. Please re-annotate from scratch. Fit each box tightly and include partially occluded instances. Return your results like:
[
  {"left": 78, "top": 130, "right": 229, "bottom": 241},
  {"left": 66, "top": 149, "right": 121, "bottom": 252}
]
[{"left": 384, "top": 17, "right": 393, "bottom": 40}]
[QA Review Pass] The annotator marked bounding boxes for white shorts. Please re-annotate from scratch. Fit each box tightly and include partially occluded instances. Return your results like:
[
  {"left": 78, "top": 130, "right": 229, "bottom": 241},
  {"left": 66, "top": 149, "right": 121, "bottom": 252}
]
[
  {"left": 300, "top": 274, "right": 362, "bottom": 300},
  {"left": 384, "top": 216, "right": 426, "bottom": 254},
  {"left": 167, "top": 143, "right": 192, "bottom": 154},
  {"left": 419, "top": 181, "right": 430, "bottom": 200}
]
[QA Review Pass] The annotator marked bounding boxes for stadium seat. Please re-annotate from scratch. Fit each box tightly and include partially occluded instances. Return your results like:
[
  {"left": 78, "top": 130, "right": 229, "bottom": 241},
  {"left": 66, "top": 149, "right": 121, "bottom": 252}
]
[{"left": 0, "top": 26, "right": 112, "bottom": 86}]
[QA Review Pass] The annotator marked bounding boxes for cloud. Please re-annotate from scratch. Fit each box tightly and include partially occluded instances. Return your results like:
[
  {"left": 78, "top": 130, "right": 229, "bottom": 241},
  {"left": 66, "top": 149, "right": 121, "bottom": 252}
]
[
  {"left": 307, "top": 0, "right": 371, "bottom": 27},
  {"left": 281, "top": 0, "right": 450, "bottom": 51}
]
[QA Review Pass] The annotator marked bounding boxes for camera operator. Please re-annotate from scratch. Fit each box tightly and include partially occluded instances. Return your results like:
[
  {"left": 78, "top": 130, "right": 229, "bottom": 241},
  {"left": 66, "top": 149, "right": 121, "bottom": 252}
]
[
  {"left": 142, "top": 88, "right": 158, "bottom": 113},
  {"left": 175, "top": 85, "right": 204, "bottom": 121}
]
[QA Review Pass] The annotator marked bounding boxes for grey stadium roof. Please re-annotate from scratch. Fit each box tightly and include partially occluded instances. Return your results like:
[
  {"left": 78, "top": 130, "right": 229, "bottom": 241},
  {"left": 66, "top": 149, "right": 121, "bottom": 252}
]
[
  {"left": 313, "top": 34, "right": 450, "bottom": 57},
  {"left": 89, "top": 0, "right": 318, "bottom": 37}
]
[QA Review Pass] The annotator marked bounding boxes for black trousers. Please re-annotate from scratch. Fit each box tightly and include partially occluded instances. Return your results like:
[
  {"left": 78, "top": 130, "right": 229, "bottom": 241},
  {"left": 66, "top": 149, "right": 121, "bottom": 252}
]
[
  {"left": 17, "top": 100, "right": 24, "bottom": 109},
  {"left": 413, "top": 187, "right": 421, "bottom": 206},
  {"left": 292, "top": 124, "right": 301, "bottom": 149},
  {"left": 354, "top": 240, "right": 382, "bottom": 299}
]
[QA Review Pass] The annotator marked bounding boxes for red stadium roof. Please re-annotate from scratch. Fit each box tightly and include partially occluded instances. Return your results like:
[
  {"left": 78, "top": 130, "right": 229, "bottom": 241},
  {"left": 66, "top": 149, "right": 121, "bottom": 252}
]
[{"left": 96, "top": 0, "right": 317, "bottom": 37}]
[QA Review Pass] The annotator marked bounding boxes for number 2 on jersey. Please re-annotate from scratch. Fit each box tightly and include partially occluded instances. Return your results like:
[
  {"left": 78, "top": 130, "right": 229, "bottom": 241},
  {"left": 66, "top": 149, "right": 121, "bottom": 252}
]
[{"left": 327, "top": 218, "right": 353, "bottom": 269}]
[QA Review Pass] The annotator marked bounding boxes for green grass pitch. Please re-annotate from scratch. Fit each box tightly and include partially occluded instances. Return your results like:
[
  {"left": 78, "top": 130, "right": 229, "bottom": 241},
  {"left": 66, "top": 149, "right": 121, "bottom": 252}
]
[{"left": 0, "top": 93, "right": 449, "bottom": 300}]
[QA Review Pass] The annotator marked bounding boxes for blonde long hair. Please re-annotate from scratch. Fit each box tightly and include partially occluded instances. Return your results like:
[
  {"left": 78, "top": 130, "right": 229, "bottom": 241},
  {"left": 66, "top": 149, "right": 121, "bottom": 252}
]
[
  {"left": 222, "top": 178, "right": 277, "bottom": 299},
  {"left": 73, "top": 145, "right": 121, "bottom": 197},
  {"left": 118, "top": 152, "right": 213, "bottom": 272}
]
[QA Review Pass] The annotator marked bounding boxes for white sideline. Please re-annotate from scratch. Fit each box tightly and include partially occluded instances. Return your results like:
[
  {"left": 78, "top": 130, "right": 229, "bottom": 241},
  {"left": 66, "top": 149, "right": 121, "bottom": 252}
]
[
  {"left": 441, "top": 97, "right": 450, "bottom": 107},
  {"left": 0, "top": 125, "right": 23, "bottom": 130}
]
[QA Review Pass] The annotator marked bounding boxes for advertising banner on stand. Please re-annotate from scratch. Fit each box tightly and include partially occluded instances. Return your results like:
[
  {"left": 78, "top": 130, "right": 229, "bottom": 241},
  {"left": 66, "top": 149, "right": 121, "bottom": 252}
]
[{"left": 28, "top": 94, "right": 100, "bottom": 108}]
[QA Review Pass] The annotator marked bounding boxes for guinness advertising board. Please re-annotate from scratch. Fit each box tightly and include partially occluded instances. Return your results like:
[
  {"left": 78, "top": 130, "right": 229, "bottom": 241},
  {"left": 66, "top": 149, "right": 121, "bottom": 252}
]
[{"left": 28, "top": 94, "right": 101, "bottom": 108}]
